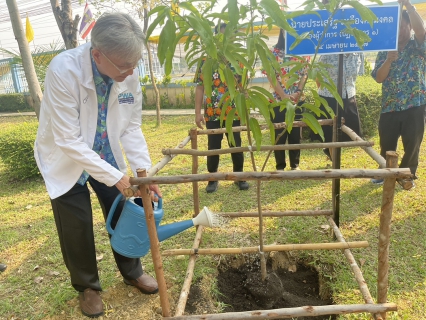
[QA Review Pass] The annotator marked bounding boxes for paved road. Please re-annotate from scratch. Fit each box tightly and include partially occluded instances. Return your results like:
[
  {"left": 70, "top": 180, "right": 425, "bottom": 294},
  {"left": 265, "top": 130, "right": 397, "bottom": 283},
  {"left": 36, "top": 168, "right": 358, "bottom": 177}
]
[{"left": 0, "top": 109, "right": 196, "bottom": 117}]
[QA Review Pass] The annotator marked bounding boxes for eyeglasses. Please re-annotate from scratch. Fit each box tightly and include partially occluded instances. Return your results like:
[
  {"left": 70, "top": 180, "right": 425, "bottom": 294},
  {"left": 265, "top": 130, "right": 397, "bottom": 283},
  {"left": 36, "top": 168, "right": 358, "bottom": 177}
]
[{"left": 99, "top": 50, "right": 138, "bottom": 75}]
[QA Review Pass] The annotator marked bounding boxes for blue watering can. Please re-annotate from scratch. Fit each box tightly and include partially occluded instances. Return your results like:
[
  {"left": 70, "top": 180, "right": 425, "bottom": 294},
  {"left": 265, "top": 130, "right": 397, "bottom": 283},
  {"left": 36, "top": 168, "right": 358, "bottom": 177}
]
[{"left": 106, "top": 194, "right": 215, "bottom": 258}]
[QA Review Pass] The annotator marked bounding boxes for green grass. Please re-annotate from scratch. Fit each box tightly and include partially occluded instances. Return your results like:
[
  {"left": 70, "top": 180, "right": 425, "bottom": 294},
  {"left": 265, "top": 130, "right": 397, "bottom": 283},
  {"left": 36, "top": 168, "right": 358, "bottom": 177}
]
[{"left": 1, "top": 114, "right": 426, "bottom": 319}]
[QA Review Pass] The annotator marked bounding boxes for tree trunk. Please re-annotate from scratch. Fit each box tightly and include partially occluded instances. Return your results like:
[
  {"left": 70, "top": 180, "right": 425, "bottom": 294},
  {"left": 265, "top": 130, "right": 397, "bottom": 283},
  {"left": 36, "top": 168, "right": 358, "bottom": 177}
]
[
  {"left": 141, "top": 7, "right": 161, "bottom": 127},
  {"left": 6, "top": 0, "right": 43, "bottom": 119},
  {"left": 50, "top": 0, "right": 80, "bottom": 50},
  {"left": 146, "top": 44, "right": 162, "bottom": 127}
]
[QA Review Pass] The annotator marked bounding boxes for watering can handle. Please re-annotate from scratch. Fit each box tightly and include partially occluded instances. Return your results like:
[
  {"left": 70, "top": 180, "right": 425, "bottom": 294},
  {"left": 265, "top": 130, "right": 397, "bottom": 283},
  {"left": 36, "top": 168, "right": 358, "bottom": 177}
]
[{"left": 106, "top": 193, "right": 124, "bottom": 235}]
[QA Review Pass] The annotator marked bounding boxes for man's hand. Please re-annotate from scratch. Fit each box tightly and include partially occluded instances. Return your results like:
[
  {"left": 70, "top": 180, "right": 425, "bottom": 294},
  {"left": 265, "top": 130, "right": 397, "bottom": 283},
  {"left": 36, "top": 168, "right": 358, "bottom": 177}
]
[
  {"left": 195, "top": 114, "right": 205, "bottom": 129},
  {"left": 117, "top": 176, "right": 162, "bottom": 202},
  {"left": 149, "top": 184, "right": 162, "bottom": 201},
  {"left": 386, "top": 51, "right": 398, "bottom": 63},
  {"left": 115, "top": 175, "right": 132, "bottom": 195}
]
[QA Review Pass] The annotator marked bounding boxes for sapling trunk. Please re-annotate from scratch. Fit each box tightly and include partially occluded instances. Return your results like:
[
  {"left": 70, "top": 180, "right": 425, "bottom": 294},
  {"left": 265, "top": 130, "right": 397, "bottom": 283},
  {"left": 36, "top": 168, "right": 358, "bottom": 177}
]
[{"left": 243, "top": 103, "right": 268, "bottom": 281}]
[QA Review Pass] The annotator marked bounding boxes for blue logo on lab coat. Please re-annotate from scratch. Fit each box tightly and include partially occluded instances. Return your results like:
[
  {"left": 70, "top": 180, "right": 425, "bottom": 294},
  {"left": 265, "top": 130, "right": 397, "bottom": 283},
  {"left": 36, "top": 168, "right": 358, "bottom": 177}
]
[{"left": 118, "top": 92, "right": 135, "bottom": 104}]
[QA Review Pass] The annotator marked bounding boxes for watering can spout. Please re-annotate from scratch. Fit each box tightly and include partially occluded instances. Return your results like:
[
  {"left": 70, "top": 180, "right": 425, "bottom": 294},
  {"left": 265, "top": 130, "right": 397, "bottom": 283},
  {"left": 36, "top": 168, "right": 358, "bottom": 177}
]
[{"left": 157, "top": 206, "right": 215, "bottom": 242}]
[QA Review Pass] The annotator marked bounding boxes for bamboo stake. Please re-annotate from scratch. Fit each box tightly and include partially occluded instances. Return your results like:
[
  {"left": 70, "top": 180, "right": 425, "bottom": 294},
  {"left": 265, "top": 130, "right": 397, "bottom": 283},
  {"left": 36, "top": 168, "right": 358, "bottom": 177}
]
[
  {"left": 136, "top": 169, "right": 170, "bottom": 317},
  {"left": 164, "top": 303, "right": 397, "bottom": 319},
  {"left": 174, "top": 225, "right": 204, "bottom": 316},
  {"left": 341, "top": 125, "right": 386, "bottom": 168},
  {"left": 220, "top": 210, "right": 333, "bottom": 217},
  {"left": 162, "top": 241, "right": 369, "bottom": 256},
  {"left": 129, "top": 168, "right": 411, "bottom": 185},
  {"left": 147, "top": 135, "right": 191, "bottom": 177},
  {"left": 378, "top": 152, "right": 398, "bottom": 320},
  {"left": 328, "top": 217, "right": 383, "bottom": 320},
  {"left": 196, "top": 119, "right": 334, "bottom": 135},
  {"left": 190, "top": 128, "right": 200, "bottom": 217},
  {"left": 332, "top": 115, "right": 341, "bottom": 227},
  {"left": 162, "top": 141, "right": 373, "bottom": 156}
]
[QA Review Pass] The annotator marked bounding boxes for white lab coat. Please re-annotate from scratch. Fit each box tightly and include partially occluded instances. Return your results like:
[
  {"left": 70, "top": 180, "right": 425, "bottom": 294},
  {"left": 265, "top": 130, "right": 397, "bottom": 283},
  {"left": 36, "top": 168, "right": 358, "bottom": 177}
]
[{"left": 34, "top": 43, "right": 151, "bottom": 199}]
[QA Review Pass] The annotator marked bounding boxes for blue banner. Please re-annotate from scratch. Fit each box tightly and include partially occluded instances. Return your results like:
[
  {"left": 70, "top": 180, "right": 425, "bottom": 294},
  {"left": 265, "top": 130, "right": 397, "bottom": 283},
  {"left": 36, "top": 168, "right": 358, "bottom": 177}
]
[{"left": 285, "top": 5, "right": 400, "bottom": 55}]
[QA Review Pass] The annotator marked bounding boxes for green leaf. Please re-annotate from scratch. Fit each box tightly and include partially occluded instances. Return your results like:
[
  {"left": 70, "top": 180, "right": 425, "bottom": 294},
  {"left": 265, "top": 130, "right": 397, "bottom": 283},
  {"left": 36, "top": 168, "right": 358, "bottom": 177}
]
[
  {"left": 302, "top": 112, "right": 324, "bottom": 141},
  {"left": 157, "top": 19, "right": 176, "bottom": 65},
  {"left": 250, "top": 86, "right": 274, "bottom": 100},
  {"left": 249, "top": 91, "right": 270, "bottom": 121},
  {"left": 347, "top": 0, "right": 377, "bottom": 28},
  {"left": 179, "top": 2, "right": 200, "bottom": 15},
  {"left": 202, "top": 59, "right": 214, "bottom": 98},
  {"left": 146, "top": 9, "right": 168, "bottom": 40},
  {"left": 224, "top": 68, "right": 236, "bottom": 100},
  {"left": 223, "top": 51, "right": 242, "bottom": 74},
  {"left": 249, "top": 117, "right": 262, "bottom": 151},
  {"left": 235, "top": 92, "right": 246, "bottom": 126},
  {"left": 301, "top": 103, "right": 323, "bottom": 117},
  {"left": 285, "top": 101, "right": 295, "bottom": 133},
  {"left": 164, "top": 49, "right": 174, "bottom": 75},
  {"left": 259, "top": 0, "right": 297, "bottom": 37},
  {"left": 289, "top": 31, "right": 312, "bottom": 51},
  {"left": 228, "top": 0, "right": 239, "bottom": 27},
  {"left": 225, "top": 108, "right": 237, "bottom": 146},
  {"left": 268, "top": 117, "right": 276, "bottom": 145},
  {"left": 255, "top": 43, "right": 275, "bottom": 83}
]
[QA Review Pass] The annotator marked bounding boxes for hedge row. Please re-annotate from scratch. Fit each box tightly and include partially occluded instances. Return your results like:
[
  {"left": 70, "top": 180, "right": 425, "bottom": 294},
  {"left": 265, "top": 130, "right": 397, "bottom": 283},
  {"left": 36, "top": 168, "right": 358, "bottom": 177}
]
[
  {"left": 0, "top": 94, "right": 32, "bottom": 113},
  {"left": 0, "top": 122, "right": 40, "bottom": 180}
]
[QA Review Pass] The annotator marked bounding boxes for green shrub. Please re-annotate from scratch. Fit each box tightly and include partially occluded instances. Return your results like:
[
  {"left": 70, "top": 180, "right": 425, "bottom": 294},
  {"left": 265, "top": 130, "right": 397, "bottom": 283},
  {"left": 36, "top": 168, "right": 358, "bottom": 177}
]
[
  {"left": 0, "top": 94, "right": 32, "bottom": 113},
  {"left": 0, "top": 122, "right": 40, "bottom": 180}
]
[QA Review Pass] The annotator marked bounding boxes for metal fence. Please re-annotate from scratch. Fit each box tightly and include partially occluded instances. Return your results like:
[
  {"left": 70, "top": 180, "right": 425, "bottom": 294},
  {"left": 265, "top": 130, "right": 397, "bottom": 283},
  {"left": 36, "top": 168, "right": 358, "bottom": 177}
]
[{"left": 0, "top": 58, "right": 28, "bottom": 94}]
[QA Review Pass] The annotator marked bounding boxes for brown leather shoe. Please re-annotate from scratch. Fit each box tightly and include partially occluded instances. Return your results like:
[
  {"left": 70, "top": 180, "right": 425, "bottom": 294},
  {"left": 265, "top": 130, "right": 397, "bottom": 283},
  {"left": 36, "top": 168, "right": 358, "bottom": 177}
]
[
  {"left": 79, "top": 288, "right": 104, "bottom": 318},
  {"left": 124, "top": 274, "right": 159, "bottom": 294}
]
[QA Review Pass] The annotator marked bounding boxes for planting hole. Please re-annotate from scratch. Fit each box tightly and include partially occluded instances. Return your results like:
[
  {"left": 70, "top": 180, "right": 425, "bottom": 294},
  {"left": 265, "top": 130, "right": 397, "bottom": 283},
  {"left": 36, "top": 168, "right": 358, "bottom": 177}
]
[{"left": 186, "top": 252, "right": 335, "bottom": 319}]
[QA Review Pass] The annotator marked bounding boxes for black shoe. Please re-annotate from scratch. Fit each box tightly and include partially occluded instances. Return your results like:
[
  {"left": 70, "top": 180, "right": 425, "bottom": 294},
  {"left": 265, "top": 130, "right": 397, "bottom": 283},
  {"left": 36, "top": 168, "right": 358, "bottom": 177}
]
[
  {"left": 0, "top": 264, "right": 6, "bottom": 272},
  {"left": 206, "top": 181, "right": 218, "bottom": 193},
  {"left": 234, "top": 181, "right": 249, "bottom": 190},
  {"left": 322, "top": 148, "right": 332, "bottom": 161}
]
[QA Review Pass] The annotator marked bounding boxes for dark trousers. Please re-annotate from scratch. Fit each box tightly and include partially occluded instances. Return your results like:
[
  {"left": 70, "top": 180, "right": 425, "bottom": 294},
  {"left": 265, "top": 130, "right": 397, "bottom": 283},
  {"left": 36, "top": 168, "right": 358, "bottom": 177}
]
[
  {"left": 311, "top": 96, "right": 362, "bottom": 142},
  {"left": 271, "top": 105, "right": 301, "bottom": 170},
  {"left": 206, "top": 120, "right": 244, "bottom": 173},
  {"left": 378, "top": 105, "right": 425, "bottom": 176},
  {"left": 51, "top": 177, "right": 143, "bottom": 292}
]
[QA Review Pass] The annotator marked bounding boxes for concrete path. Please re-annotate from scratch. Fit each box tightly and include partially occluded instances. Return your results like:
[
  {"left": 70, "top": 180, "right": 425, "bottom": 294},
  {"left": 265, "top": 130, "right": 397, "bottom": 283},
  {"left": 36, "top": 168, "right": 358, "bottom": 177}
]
[{"left": 0, "top": 109, "right": 196, "bottom": 117}]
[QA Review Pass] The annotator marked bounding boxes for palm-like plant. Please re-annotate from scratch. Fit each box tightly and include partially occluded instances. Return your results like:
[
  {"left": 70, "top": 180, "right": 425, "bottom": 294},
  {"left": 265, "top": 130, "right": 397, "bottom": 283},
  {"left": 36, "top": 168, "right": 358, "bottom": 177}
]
[{"left": 0, "top": 40, "right": 65, "bottom": 92}]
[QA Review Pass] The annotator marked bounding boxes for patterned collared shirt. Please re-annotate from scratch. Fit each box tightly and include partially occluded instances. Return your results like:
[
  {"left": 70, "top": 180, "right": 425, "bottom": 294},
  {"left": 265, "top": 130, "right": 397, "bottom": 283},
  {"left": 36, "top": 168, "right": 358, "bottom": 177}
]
[
  {"left": 194, "top": 59, "right": 241, "bottom": 122},
  {"left": 77, "top": 52, "right": 119, "bottom": 185},
  {"left": 318, "top": 53, "right": 364, "bottom": 99},
  {"left": 372, "top": 37, "right": 426, "bottom": 113}
]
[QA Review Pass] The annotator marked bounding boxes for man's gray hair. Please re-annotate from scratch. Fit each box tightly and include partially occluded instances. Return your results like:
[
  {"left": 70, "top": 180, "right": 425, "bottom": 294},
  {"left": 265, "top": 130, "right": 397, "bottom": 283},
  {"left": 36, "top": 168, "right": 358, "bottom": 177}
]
[{"left": 91, "top": 12, "right": 145, "bottom": 63}]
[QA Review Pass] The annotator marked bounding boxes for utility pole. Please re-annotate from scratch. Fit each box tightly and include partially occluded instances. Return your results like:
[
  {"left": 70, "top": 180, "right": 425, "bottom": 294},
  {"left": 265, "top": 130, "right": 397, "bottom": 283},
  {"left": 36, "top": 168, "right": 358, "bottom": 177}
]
[{"left": 6, "top": 0, "right": 42, "bottom": 119}]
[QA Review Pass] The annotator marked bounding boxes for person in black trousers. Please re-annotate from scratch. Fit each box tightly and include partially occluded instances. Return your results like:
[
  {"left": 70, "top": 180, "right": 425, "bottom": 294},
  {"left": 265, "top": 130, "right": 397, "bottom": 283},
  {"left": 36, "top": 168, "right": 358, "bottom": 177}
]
[
  {"left": 264, "top": 29, "right": 308, "bottom": 170},
  {"left": 194, "top": 23, "right": 249, "bottom": 193}
]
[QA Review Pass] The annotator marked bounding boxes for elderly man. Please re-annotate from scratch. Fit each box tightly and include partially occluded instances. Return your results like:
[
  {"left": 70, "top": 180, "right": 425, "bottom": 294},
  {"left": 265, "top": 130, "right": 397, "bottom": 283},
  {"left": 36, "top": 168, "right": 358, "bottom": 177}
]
[
  {"left": 34, "top": 13, "right": 160, "bottom": 318},
  {"left": 371, "top": 0, "right": 426, "bottom": 190}
]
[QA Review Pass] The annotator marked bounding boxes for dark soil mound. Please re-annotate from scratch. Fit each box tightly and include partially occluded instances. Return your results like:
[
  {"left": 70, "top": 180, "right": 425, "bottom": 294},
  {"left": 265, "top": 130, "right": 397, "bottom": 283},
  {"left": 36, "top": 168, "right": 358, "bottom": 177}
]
[
  {"left": 215, "top": 256, "right": 335, "bottom": 320},
  {"left": 185, "top": 254, "right": 335, "bottom": 319}
]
